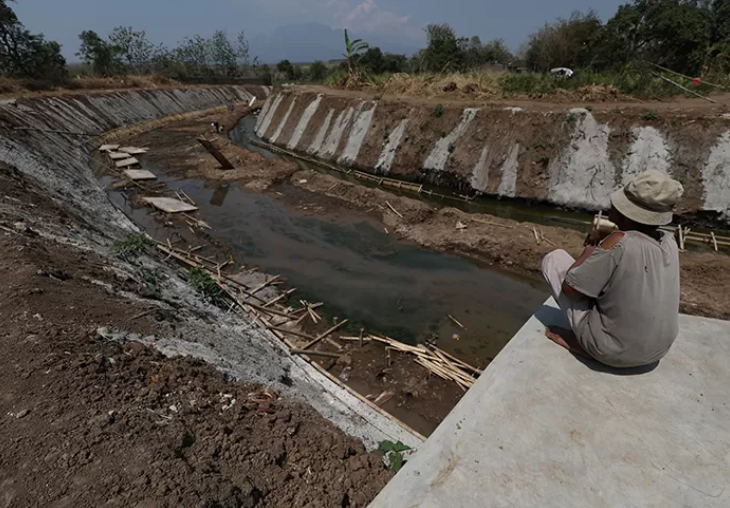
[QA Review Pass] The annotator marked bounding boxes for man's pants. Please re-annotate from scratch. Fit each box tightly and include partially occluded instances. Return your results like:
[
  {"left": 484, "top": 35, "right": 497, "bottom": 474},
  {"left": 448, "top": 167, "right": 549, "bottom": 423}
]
[{"left": 541, "top": 249, "right": 592, "bottom": 334}]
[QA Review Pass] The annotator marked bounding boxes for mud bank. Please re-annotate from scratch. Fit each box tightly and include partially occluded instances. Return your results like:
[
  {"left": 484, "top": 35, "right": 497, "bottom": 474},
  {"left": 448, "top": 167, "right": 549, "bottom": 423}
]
[
  {"left": 0, "top": 87, "right": 422, "bottom": 451},
  {"left": 256, "top": 89, "right": 730, "bottom": 222}
]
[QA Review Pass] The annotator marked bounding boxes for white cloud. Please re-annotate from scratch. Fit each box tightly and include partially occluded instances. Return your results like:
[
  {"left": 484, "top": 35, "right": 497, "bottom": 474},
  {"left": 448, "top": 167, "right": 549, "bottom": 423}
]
[{"left": 320, "top": 0, "right": 418, "bottom": 38}]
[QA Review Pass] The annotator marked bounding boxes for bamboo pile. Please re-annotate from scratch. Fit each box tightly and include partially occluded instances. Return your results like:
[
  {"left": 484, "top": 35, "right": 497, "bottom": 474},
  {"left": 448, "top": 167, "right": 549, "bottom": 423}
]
[{"left": 342, "top": 334, "right": 481, "bottom": 390}]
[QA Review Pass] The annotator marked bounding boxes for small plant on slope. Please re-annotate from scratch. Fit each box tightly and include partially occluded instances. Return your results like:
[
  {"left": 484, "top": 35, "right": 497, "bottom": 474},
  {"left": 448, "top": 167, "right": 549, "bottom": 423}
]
[
  {"left": 189, "top": 268, "right": 227, "bottom": 307},
  {"left": 113, "top": 233, "right": 151, "bottom": 260},
  {"left": 377, "top": 440, "right": 412, "bottom": 472}
]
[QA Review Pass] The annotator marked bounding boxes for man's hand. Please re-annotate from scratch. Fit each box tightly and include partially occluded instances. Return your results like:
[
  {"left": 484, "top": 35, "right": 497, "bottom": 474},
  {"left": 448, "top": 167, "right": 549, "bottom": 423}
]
[{"left": 584, "top": 229, "right": 603, "bottom": 246}]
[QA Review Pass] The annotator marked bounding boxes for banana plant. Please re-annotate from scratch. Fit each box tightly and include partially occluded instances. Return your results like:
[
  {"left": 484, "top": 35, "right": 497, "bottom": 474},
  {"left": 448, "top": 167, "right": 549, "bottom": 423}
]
[{"left": 342, "top": 29, "right": 369, "bottom": 82}]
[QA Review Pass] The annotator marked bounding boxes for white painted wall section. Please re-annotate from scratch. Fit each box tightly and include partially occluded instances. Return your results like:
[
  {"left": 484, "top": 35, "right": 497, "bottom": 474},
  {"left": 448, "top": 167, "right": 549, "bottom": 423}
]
[
  {"left": 269, "top": 96, "right": 298, "bottom": 144},
  {"left": 497, "top": 144, "right": 521, "bottom": 198},
  {"left": 307, "top": 109, "right": 334, "bottom": 155},
  {"left": 548, "top": 109, "right": 615, "bottom": 210},
  {"left": 375, "top": 118, "right": 409, "bottom": 174},
  {"left": 319, "top": 105, "right": 357, "bottom": 159},
  {"left": 338, "top": 102, "right": 376, "bottom": 166},
  {"left": 470, "top": 147, "right": 490, "bottom": 192},
  {"left": 423, "top": 108, "right": 479, "bottom": 171},
  {"left": 702, "top": 131, "right": 730, "bottom": 217},
  {"left": 255, "top": 94, "right": 284, "bottom": 138},
  {"left": 622, "top": 126, "right": 672, "bottom": 184},
  {"left": 287, "top": 94, "right": 322, "bottom": 150}
]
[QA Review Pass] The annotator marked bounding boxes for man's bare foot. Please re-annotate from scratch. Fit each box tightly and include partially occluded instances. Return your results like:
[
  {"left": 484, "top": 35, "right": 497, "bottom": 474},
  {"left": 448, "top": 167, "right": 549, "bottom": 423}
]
[{"left": 545, "top": 327, "right": 592, "bottom": 360}]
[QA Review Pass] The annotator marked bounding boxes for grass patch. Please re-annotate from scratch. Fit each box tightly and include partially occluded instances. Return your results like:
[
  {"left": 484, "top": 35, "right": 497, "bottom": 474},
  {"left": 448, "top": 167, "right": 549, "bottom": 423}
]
[
  {"left": 642, "top": 110, "right": 661, "bottom": 121},
  {"left": 433, "top": 104, "right": 444, "bottom": 118},
  {"left": 189, "top": 268, "right": 227, "bottom": 307},
  {"left": 113, "top": 233, "right": 151, "bottom": 260}
]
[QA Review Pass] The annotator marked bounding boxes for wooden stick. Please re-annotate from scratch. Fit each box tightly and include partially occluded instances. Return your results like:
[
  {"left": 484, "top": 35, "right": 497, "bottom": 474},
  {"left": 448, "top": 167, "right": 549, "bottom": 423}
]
[
  {"left": 290, "top": 349, "right": 342, "bottom": 359},
  {"left": 711, "top": 232, "right": 719, "bottom": 252},
  {"left": 532, "top": 227, "right": 541, "bottom": 245},
  {"left": 301, "top": 319, "right": 349, "bottom": 350},
  {"left": 264, "top": 288, "right": 296, "bottom": 307},
  {"left": 448, "top": 314, "right": 467, "bottom": 330},
  {"left": 251, "top": 275, "right": 281, "bottom": 295},
  {"left": 652, "top": 73, "right": 716, "bottom": 103},
  {"left": 385, "top": 201, "right": 404, "bottom": 218},
  {"left": 268, "top": 326, "right": 316, "bottom": 341},
  {"left": 678, "top": 226, "right": 685, "bottom": 251},
  {"left": 180, "top": 189, "right": 197, "bottom": 205},
  {"left": 430, "top": 345, "right": 483, "bottom": 374}
]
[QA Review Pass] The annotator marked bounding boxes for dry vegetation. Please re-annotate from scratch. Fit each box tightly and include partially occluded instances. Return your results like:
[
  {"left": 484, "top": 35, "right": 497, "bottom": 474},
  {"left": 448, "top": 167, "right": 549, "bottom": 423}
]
[
  {"left": 364, "top": 72, "right": 634, "bottom": 103},
  {"left": 0, "top": 74, "right": 178, "bottom": 96}
]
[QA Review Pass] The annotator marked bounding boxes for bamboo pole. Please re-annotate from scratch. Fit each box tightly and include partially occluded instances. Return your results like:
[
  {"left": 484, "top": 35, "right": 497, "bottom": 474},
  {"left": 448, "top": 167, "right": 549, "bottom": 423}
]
[
  {"left": 291, "top": 349, "right": 342, "bottom": 359},
  {"left": 301, "top": 320, "right": 349, "bottom": 350},
  {"left": 652, "top": 73, "right": 716, "bottom": 103}
]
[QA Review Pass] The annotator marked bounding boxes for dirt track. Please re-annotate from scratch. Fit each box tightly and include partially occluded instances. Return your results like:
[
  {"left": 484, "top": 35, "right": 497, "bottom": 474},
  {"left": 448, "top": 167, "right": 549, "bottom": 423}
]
[{"left": 0, "top": 168, "right": 392, "bottom": 507}]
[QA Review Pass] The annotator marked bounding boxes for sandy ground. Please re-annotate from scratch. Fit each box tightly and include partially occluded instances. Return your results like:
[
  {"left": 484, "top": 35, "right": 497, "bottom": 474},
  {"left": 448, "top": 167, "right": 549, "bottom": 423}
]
[{"left": 0, "top": 166, "right": 393, "bottom": 507}]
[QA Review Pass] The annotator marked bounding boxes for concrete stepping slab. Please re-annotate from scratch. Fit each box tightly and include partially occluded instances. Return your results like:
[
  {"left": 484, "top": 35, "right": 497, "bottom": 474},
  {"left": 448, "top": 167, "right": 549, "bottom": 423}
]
[
  {"left": 142, "top": 197, "right": 198, "bottom": 213},
  {"left": 99, "top": 144, "right": 120, "bottom": 152},
  {"left": 115, "top": 157, "right": 139, "bottom": 168},
  {"left": 123, "top": 169, "right": 157, "bottom": 181},
  {"left": 108, "top": 152, "right": 131, "bottom": 160},
  {"left": 119, "top": 146, "right": 149, "bottom": 155}
]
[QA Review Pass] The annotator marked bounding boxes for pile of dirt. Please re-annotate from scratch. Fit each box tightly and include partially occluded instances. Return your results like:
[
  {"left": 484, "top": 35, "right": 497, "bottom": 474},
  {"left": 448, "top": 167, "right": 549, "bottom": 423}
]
[
  {"left": 0, "top": 74, "right": 178, "bottom": 98},
  {"left": 0, "top": 171, "right": 392, "bottom": 508}
]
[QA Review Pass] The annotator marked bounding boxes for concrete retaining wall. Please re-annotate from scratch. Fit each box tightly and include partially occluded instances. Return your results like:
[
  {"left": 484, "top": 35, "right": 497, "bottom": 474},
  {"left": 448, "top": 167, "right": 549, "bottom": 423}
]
[
  {"left": 0, "top": 85, "right": 269, "bottom": 234},
  {"left": 256, "top": 89, "right": 730, "bottom": 221}
]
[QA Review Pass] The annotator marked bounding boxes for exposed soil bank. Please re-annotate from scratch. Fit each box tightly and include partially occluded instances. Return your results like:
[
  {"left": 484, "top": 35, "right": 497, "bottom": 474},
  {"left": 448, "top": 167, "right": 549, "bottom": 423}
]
[
  {"left": 0, "top": 168, "right": 391, "bottom": 507},
  {"left": 256, "top": 88, "right": 730, "bottom": 223}
]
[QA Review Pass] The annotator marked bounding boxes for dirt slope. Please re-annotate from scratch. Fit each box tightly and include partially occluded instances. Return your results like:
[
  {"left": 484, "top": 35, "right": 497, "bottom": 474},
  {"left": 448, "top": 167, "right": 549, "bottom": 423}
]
[{"left": 0, "top": 167, "right": 391, "bottom": 507}]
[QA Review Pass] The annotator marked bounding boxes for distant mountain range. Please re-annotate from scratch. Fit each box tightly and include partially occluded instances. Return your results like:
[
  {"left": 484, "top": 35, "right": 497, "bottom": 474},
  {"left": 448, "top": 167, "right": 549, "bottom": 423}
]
[{"left": 249, "top": 22, "right": 422, "bottom": 64}]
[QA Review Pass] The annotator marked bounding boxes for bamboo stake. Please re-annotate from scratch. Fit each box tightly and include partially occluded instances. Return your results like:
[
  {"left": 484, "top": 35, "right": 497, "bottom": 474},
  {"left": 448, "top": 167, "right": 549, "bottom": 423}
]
[
  {"left": 251, "top": 275, "right": 281, "bottom": 294},
  {"left": 385, "top": 201, "right": 404, "bottom": 218},
  {"left": 430, "top": 345, "right": 483, "bottom": 374},
  {"left": 264, "top": 288, "right": 296, "bottom": 307},
  {"left": 652, "top": 73, "right": 716, "bottom": 103},
  {"left": 448, "top": 314, "right": 467, "bottom": 330},
  {"left": 711, "top": 232, "right": 719, "bottom": 252},
  {"left": 301, "top": 320, "right": 350, "bottom": 350},
  {"left": 290, "top": 349, "right": 342, "bottom": 359},
  {"left": 268, "top": 326, "right": 316, "bottom": 341}
]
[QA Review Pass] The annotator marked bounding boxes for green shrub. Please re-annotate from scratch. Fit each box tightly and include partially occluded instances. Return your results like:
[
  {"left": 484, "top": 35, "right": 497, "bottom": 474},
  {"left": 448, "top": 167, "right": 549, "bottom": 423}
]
[
  {"left": 189, "top": 268, "right": 227, "bottom": 307},
  {"left": 113, "top": 233, "right": 151, "bottom": 260}
]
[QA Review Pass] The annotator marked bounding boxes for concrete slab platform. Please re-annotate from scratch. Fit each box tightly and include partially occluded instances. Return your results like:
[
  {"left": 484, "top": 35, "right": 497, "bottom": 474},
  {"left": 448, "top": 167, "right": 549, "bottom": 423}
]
[
  {"left": 370, "top": 299, "right": 730, "bottom": 508},
  {"left": 123, "top": 169, "right": 157, "bottom": 181},
  {"left": 108, "top": 152, "right": 131, "bottom": 160},
  {"left": 142, "top": 197, "right": 198, "bottom": 214},
  {"left": 119, "top": 146, "right": 149, "bottom": 155},
  {"left": 99, "top": 144, "right": 120, "bottom": 152},
  {"left": 115, "top": 157, "right": 139, "bottom": 168}
]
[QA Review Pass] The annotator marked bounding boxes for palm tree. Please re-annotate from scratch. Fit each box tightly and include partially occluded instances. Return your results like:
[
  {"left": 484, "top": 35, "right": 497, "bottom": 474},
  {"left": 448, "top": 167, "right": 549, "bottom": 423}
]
[{"left": 342, "top": 29, "right": 368, "bottom": 84}]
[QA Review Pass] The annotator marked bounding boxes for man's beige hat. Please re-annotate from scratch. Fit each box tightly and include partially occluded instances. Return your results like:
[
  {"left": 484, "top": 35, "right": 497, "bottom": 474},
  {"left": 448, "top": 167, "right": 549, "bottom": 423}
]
[{"left": 610, "top": 169, "right": 683, "bottom": 226}]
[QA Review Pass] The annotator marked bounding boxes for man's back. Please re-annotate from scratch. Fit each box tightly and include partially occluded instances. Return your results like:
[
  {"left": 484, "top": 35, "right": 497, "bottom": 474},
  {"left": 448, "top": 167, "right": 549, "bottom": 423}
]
[{"left": 566, "top": 230, "right": 680, "bottom": 367}]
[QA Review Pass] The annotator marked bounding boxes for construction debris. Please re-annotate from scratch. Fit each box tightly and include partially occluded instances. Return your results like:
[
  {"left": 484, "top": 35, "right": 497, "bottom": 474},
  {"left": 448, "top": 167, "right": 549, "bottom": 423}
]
[
  {"left": 108, "top": 152, "right": 132, "bottom": 160},
  {"left": 197, "top": 137, "right": 235, "bottom": 170},
  {"left": 142, "top": 197, "right": 199, "bottom": 213},
  {"left": 99, "top": 144, "right": 120, "bottom": 152}
]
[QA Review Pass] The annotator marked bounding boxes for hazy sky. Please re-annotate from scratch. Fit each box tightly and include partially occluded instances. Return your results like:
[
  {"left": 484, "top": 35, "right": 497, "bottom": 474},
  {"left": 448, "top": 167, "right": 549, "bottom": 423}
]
[{"left": 14, "top": 0, "right": 627, "bottom": 60}]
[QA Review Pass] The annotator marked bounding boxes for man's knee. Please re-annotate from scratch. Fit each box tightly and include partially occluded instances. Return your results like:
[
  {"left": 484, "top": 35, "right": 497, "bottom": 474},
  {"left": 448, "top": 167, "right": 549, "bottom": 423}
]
[{"left": 542, "top": 249, "right": 571, "bottom": 276}]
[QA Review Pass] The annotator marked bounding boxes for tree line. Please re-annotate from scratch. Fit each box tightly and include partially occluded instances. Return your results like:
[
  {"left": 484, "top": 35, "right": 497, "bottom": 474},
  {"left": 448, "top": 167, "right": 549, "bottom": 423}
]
[
  {"left": 2, "top": 0, "right": 729, "bottom": 87},
  {"left": 278, "top": 0, "right": 730, "bottom": 83}
]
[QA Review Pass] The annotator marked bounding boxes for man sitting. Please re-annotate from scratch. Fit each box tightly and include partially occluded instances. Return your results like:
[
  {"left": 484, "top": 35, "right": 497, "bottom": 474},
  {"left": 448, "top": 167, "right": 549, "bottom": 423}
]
[{"left": 542, "top": 169, "right": 684, "bottom": 368}]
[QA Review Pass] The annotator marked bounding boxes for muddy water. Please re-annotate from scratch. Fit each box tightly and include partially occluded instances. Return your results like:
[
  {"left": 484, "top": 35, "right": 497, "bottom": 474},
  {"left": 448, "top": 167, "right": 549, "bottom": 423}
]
[{"left": 109, "top": 169, "right": 547, "bottom": 362}]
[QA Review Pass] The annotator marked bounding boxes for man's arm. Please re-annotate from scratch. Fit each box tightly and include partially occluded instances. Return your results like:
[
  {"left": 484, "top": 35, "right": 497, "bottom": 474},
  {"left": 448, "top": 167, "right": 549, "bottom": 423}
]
[{"left": 562, "top": 231, "right": 625, "bottom": 299}]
